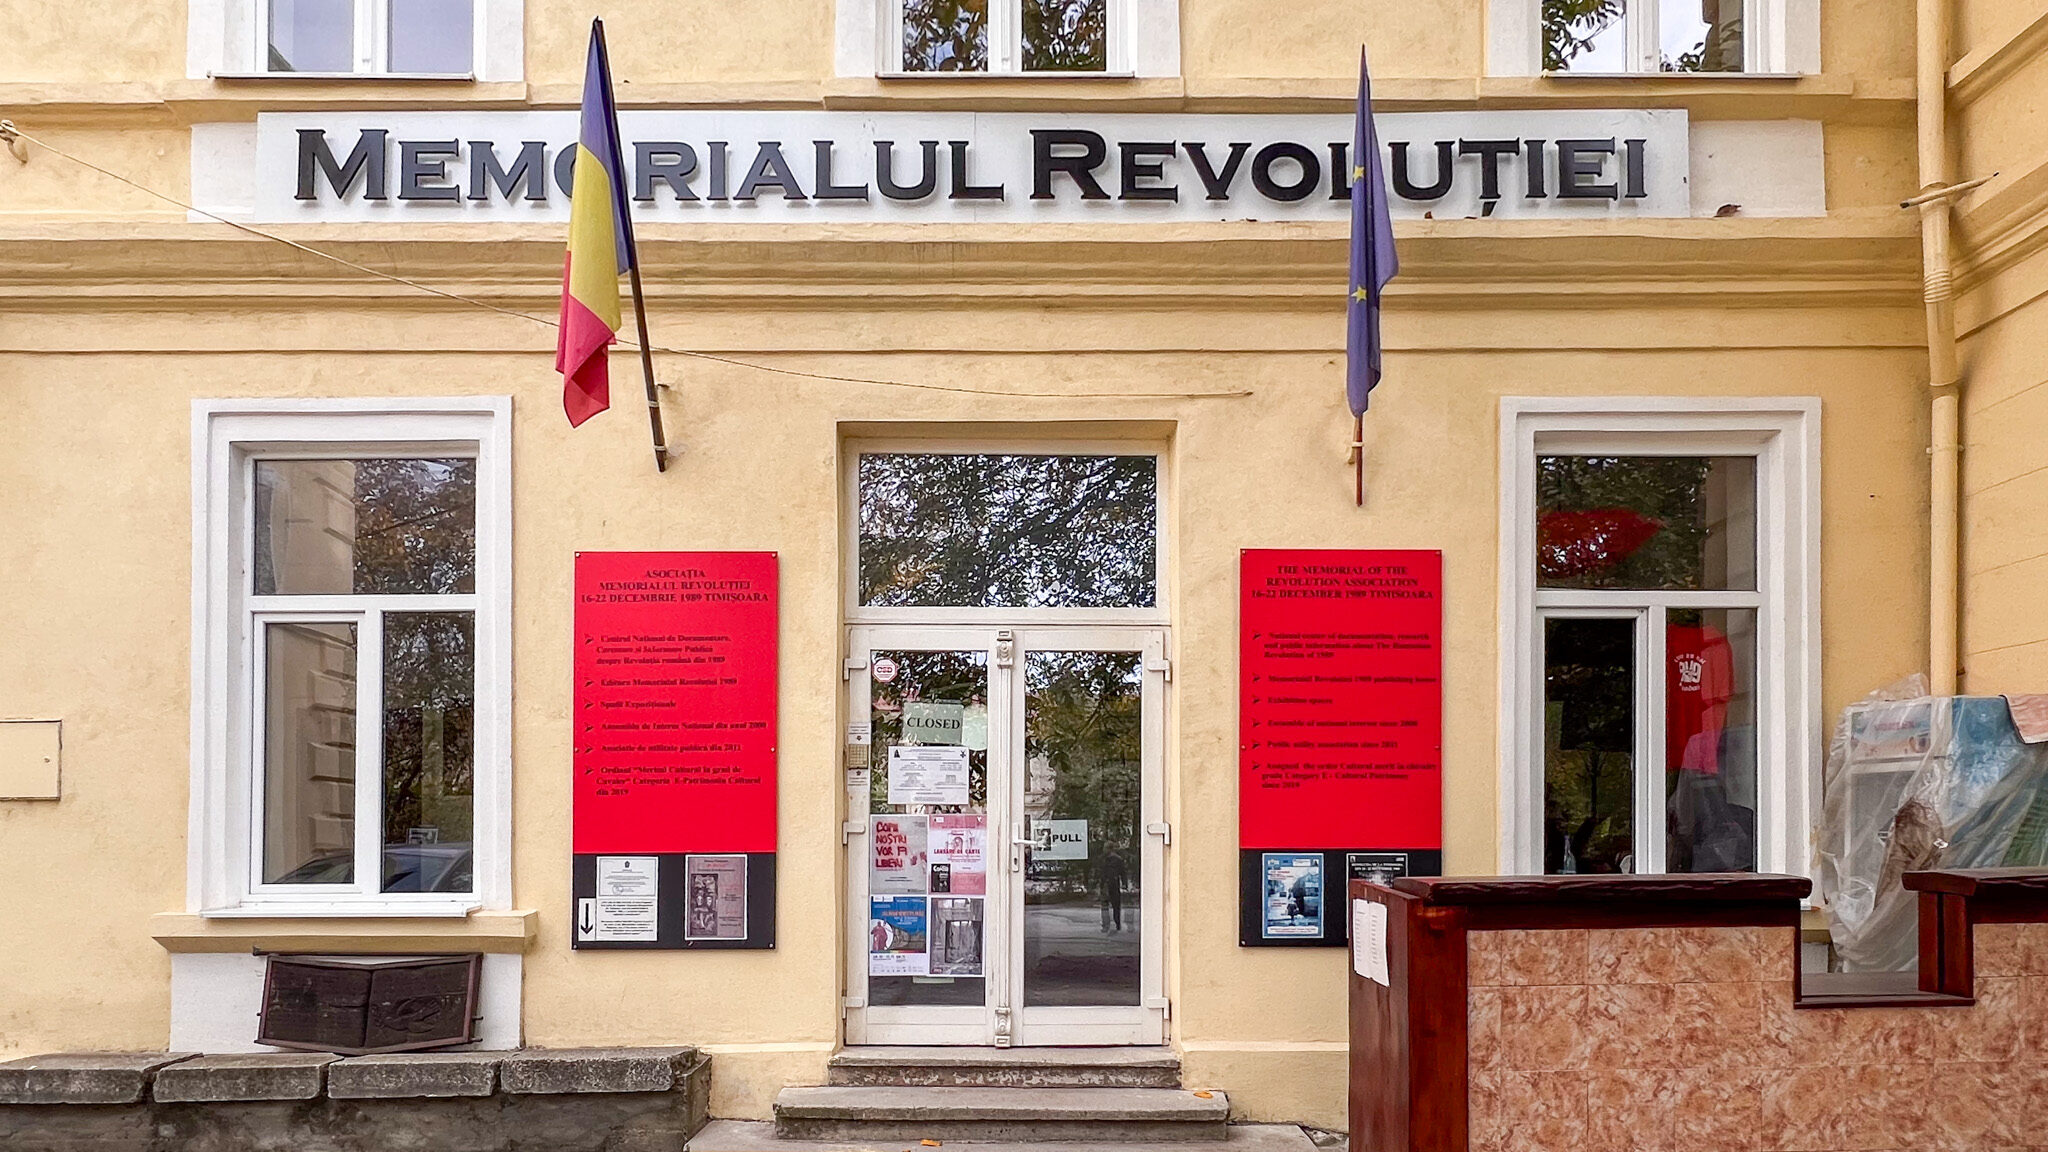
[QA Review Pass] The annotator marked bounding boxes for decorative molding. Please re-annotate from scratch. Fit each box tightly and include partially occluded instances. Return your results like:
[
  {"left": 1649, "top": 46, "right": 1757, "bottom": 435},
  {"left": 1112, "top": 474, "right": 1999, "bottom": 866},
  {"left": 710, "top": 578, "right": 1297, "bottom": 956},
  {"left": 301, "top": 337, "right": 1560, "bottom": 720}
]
[{"left": 1949, "top": 8, "right": 2048, "bottom": 110}]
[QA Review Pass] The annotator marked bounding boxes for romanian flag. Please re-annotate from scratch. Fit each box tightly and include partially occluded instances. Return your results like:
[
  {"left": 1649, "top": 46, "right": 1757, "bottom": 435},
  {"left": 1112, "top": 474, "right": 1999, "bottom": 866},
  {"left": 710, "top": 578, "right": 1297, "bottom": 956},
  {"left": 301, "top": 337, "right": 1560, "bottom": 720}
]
[{"left": 555, "top": 20, "right": 636, "bottom": 427}]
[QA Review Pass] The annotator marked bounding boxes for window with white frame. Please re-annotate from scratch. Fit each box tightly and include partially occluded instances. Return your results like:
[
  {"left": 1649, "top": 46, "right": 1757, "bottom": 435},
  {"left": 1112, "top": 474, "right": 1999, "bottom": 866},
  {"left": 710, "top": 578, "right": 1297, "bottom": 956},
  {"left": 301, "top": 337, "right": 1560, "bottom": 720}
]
[
  {"left": 1498, "top": 399, "right": 1819, "bottom": 880},
  {"left": 843, "top": 0, "right": 1177, "bottom": 77},
  {"left": 189, "top": 0, "right": 523, "bottom": 79},
  {"left": 267, "top": 0, "right": 472, "bottom": 74},
  {"left": 1485, "top": 0, "right": 1816, "bottom": 75},
  {"left": 192, "top": 399, "right": 510, "bottom": 915}
]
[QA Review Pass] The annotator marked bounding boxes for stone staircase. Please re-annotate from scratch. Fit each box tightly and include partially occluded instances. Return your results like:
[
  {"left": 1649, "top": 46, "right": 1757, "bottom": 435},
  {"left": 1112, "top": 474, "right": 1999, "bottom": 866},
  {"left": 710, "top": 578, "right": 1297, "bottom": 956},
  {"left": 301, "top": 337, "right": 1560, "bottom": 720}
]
[{"left": 689, "top": 1048, "right": 1317, "bottom": 1151}]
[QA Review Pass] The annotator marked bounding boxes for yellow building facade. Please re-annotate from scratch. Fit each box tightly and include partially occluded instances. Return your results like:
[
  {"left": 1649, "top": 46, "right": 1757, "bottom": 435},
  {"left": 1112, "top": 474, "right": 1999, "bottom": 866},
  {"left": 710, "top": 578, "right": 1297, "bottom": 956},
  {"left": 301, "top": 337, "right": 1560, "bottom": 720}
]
[{"left": 0, "top": 0, "right": 2035, "bottom": 1132}]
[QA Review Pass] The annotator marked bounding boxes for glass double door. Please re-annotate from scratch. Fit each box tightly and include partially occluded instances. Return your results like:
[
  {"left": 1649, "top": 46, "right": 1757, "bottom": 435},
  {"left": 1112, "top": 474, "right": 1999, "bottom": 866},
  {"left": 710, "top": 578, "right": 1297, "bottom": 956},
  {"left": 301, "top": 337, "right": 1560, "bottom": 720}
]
[{"left": 844, "top": 626, "right": 1167, "bottom": 1046}]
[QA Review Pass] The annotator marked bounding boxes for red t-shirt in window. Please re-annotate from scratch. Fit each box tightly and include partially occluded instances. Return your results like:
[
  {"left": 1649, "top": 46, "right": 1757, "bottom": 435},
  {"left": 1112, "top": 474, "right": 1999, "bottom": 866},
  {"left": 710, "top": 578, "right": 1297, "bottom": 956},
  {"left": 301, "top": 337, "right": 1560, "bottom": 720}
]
[{"left": 1667, "top": 625, "right": 1735, "bottom": 775}]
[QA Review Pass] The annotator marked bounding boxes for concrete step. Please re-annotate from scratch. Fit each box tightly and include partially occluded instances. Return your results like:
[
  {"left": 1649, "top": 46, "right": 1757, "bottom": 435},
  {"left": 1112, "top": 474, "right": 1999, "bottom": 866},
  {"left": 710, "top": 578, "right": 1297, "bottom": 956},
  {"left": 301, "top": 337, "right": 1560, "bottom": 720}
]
[
  {"left": 772, "top": 1086, "right": 1230, "bottom": 1144},
  {"left": 694, "top": 1118, "right": 1311, "bottom": 1152},
  {"left": 827, "top": 1047, "right": 1181, "bottom": 1089}
]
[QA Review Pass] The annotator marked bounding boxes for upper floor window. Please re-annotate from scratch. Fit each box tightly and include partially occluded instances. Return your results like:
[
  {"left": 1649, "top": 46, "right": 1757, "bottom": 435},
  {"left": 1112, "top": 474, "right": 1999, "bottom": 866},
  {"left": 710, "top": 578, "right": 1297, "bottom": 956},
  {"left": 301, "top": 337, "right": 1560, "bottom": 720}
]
[
  {"left": 1486, "top": 0, "right": 1815, "bottom": 76},
  {"left": 267, "top": 0, "right": 473, "bottom": 74},
  {"left": 189, "top": 0, "right": 522, "bottom": 79},
  {"left": 840, "top": 0, "right": 1176, "bottom": 78},
  {"left": 896, "top": 0, "right": 1109, "bottom": 73},
  {"left": 1546, "top": 0, "right": 1742, "bottom": 73}
]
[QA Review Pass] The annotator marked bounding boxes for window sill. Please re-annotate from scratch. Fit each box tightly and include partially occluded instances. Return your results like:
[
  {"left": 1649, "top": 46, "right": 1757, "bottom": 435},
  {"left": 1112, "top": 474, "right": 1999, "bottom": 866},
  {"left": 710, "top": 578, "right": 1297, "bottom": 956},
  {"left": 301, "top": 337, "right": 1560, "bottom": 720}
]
[
  {"left": 1535, "top": 71, "right": 1809, "bottom": 81},
  {"left": 151, "top": 909, "right": 536, "bottom": 954},
  {"left": 208, "top": 71, "right": 476, "bottom": 82},
  {"left": 874, "top": 71, "right": 1138, "bottom": 80},
  {"left": 202, "top": 900, "right": 484, "bottom": 918},
  {"left": 1793, "top": 969, "right": 1976, "bottom": 1010}
]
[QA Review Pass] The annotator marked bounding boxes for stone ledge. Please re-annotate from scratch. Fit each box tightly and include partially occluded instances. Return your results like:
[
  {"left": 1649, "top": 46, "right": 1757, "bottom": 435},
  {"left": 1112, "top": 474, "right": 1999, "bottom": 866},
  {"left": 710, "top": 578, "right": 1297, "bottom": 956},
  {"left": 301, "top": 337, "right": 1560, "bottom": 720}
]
[
  {"left": 0, "top": 1053, "right": 197, "bottom": 1105},
  {"left": 326, "top": 1052, "right": 501, "bottom": 1099},
  {"left": 498, "top": 1047, "right": 697, "bottom": 1095},
  {"left": 153, "top": 1054, "right": 339, "bottom": 1103}
]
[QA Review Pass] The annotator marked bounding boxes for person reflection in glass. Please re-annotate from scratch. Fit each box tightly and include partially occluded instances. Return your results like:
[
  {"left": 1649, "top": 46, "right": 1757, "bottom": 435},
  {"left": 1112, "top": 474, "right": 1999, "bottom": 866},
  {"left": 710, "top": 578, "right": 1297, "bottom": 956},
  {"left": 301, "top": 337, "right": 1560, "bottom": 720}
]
[{"left": 1099, "top": 846, "right": 1128, "bottom": 933}]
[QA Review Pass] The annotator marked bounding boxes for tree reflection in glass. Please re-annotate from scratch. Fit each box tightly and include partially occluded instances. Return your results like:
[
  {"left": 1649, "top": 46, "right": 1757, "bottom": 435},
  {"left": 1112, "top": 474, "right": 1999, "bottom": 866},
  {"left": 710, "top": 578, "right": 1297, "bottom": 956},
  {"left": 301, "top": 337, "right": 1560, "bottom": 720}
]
[
  {"left": 902, "top": 0, "right": 988, "bottom": 71},
  {"left": 1023, "top": 0, "right": 1106, "bottom": 71},
  {"left": 858, "top": 453, "right": 1156, "bottom": 609}
]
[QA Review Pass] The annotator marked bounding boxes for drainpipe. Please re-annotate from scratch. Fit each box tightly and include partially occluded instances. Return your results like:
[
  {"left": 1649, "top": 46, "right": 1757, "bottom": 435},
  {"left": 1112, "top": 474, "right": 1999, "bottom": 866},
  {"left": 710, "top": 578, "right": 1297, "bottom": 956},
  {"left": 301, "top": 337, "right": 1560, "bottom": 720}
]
[{"left": 1914, "top": 0, "right": 1961, "bottom": 695}]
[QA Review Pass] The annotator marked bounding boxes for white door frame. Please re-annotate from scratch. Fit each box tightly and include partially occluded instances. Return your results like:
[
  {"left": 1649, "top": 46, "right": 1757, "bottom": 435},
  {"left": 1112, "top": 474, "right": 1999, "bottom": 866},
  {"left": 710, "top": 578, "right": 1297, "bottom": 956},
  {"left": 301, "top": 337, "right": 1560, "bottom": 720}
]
[{"left": 842, "top": 625, "right": 1167, "bottom": 1047}]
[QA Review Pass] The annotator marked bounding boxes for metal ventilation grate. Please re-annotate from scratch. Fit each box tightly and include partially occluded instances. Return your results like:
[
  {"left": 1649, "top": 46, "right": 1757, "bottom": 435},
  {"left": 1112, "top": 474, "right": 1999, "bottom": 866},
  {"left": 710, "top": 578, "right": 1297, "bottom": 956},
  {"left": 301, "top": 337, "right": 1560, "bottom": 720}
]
[{"left": 257, "top": 953, "right": 482, "bottom": 1055}]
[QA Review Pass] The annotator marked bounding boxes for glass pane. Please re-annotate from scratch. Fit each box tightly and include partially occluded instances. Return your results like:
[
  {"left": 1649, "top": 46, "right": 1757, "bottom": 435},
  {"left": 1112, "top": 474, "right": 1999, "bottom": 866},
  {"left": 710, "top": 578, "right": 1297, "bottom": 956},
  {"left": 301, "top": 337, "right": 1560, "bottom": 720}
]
[
  {"left": 1023, "top": 651, "right": 1143, "bottom": 1007},
  {"left": 1666, "top": 608, "right": 1757, "bottom": 871},
  {"left": 381, "top": 612, "right": 475, "bottom": 893},
  {"left": 1022, "top": 0, "right": 1106, "bottom": 71},
  {"left": 858, "top": 454, "right": 1157, "bottom": 608},
  {"left": 1544, "top": 617, "right": 1635, "bottom": 874},
  {"left": 901, "top": 0, "right": 988, "bottom": 71},
  {"left": 254, "top": 458, "right": 477, "bottom": 596},
  {"left": 388, "top": 0, "right": 474, "bottom": 73},
  {"left": 869, "top": 649, "right": 989, "bottom": 1007},
  {"left": 1543, "top": 0, "right": 1628, "bottom": 71},
  {"left": 1659, "top": 0, "right": 1742, "bottom": 71},
  {"left": 1537, "top": 456, "right": 1756, "bottom": 591},
  {"left": 263, "top": 621, "right": 359, "bottom": 885},
  {"left": 268, "top": 0, "right": 354, "bottom": 72}
]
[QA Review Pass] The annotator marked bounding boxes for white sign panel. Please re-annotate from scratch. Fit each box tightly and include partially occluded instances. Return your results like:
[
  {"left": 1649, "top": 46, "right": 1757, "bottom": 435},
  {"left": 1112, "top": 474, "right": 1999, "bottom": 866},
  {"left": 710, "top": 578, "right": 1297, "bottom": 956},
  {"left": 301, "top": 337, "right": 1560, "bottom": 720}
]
[
  {"left": 579, "top": 855, "right": 661, "bottom": 942},
  {"left": 888, "top": 745, "right": 972, "bottom": 805},
  {"left": 245, "top": 109, "right": 1694, "bottom": 224},
  {"left": 1032, "top": 818, "right": 1089, "bottom": 860}
]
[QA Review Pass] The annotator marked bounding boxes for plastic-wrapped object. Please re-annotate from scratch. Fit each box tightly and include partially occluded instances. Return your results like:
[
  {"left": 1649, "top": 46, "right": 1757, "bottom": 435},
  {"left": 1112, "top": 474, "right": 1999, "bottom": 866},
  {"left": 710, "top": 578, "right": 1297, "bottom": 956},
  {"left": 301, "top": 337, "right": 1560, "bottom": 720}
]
[{"left": 1816, "top": 677, "right": 2048, "bottom": 971}]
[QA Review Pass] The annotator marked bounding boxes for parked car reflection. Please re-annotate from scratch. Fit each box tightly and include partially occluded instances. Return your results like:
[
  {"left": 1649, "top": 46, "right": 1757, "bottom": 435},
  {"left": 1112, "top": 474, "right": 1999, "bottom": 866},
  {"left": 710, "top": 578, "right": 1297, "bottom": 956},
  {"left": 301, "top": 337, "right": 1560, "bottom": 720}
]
[{"left": 270, "top": 843, "right": 473, "bottom": 893}]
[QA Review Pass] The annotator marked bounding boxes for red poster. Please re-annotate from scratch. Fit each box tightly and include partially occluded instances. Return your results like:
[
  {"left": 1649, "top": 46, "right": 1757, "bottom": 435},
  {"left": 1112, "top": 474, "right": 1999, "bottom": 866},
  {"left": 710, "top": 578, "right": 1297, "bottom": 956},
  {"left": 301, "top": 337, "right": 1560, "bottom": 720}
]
[
  {"left": 1239, "top": 549, "right": 1442, "bottom": 850},
  {"left": 573, "top": 552, "right": 777, "bottom": 854}
]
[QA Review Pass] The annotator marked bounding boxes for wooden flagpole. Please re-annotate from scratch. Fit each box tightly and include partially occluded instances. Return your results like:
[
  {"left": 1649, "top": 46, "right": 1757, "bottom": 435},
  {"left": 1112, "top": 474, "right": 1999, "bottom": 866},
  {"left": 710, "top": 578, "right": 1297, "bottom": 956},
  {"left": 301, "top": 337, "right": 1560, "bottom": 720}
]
[
  {"left": 626, "top": 263, "right": 668, "bottom": 473},
  {"left": 1353, "top": 414, "right": 1365, "bottom": 506}
]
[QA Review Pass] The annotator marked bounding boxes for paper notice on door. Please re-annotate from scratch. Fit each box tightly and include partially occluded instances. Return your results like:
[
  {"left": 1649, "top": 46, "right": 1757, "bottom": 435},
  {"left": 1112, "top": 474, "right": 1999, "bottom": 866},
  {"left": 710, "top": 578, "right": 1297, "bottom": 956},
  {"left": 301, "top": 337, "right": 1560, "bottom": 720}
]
[
  {"left": 870, "top": 814, "right": 929, "bottom": 895},
  {"left": 903, "top": 701, "right": 966, "bottom": 745},
  {"left": 888, "top": 745, "right": 971, "bottom": 805},
  {"left": 869, "top": 896, "right": 929, "bottom": 975},
  {"left": 928, "top": 813, "right": 987, "bottom": 895},
  {"left": 1352, "top": 899, "right": 1389, "bottom": 986},
  {"left": 929, "top": 896, "right": 985, "bottom": 975}
]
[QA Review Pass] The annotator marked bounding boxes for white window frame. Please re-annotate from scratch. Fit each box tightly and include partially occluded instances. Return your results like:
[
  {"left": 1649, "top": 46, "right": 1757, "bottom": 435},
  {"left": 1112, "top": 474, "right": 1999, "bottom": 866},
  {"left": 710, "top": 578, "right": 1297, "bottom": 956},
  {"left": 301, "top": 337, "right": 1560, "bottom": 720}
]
[
  {"left": 190, "top": 397, "right": 512, "bottom": 918},
  {"left": 841, "top": 438, "right": 1170, "bottom": 628},
  {"left": 1485, "top": 0, "right": 1818, "bottom": 76},
  {"left": 188, "top": 0, "right": 524, "bottom": 80},
  {"left": 1496, "top": 397, "right": 1820, "bottom": 880},
  {"left": 836, "top": 0, "right": 1180, "bottom": 78}
]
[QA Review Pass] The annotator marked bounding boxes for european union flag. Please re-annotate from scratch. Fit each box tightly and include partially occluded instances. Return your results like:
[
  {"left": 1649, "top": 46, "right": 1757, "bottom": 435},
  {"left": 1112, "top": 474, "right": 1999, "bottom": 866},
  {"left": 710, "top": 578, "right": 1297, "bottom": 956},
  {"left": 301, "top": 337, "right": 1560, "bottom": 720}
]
[{"left": 1347, "top": 47, "right": 1399, "bottom": 417}]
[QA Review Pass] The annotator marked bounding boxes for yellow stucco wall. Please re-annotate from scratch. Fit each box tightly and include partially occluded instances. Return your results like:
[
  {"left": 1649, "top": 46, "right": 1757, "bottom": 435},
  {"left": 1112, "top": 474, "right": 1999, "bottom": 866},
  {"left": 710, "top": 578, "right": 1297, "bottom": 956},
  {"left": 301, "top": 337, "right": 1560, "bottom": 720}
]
[
  {"left": 1952, "top": 1, "right": 2048, "bottom": 693},
  {"left": 0, "top": 0, "right": 1954, "bottom": 1131}
]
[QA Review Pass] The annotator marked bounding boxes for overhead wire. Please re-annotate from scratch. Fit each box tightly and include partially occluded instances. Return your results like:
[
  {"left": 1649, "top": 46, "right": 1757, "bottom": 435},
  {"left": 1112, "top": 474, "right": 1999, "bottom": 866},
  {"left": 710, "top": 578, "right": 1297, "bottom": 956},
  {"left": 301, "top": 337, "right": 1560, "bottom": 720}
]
[{"left": 0, "top": 120, "right": 1253, "bottom": 402}]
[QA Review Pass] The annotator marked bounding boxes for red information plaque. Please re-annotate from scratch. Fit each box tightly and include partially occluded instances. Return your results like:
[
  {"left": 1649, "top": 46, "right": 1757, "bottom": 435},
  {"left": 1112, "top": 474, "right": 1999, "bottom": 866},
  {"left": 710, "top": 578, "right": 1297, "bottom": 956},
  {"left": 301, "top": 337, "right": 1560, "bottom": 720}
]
[
  {"left": 1239, "top": 549, "right": 1442, "bottom": 850},
  {"left": 1238, "top": 549, "right": 1442, "bottom": 945},
  {"left": 573, "top": 551, "right": 778, "bottom": 855}
]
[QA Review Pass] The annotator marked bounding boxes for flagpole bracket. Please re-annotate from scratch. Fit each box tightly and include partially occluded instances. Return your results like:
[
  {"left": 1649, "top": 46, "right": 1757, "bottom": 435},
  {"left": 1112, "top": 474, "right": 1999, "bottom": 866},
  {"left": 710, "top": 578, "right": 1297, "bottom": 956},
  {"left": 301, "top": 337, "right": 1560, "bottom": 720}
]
[{"left": 0, "top": 121, "right": 28, "bottom": 164}]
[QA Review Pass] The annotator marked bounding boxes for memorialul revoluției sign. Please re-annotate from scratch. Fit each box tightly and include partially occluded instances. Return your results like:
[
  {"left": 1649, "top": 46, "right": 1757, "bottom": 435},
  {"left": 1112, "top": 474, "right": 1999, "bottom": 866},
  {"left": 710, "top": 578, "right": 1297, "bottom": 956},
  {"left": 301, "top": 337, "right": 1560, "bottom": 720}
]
[{"left": 223, "top": 109, "right": 1744, "bottom": 224}]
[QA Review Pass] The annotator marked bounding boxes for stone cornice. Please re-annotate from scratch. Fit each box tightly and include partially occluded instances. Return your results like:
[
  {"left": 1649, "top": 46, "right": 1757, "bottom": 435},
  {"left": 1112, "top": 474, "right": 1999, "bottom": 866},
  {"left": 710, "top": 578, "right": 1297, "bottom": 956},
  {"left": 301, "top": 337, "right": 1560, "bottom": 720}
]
[
  {"left": 1949, "top": 8, "right": 2048, "bottom": 110},
  {"left": 0, "top": 73, "right": 1915, "bottom": 127}
]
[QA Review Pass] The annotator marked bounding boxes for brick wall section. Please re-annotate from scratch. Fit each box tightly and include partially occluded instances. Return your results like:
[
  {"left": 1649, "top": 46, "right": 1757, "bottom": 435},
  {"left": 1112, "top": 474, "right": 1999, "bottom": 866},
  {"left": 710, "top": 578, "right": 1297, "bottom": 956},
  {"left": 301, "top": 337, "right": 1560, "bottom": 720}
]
[{"left": 1465, "top": 923, "right": 2048, "bottom": 1152}]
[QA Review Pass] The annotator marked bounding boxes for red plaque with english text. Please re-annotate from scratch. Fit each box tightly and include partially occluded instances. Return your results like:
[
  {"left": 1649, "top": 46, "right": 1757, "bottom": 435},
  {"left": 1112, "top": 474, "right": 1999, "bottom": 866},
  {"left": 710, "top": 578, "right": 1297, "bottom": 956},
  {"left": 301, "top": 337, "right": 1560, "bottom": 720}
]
[{"left": 1238, "top": 549, "right": 1442, "bottom": 946}]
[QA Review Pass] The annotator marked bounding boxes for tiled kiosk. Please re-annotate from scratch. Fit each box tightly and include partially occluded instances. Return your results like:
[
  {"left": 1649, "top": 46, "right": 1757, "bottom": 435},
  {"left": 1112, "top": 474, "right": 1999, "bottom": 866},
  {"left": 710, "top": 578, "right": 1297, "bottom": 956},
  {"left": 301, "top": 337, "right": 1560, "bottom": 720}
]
[{"left": 1348, "top": 871, "right": 2048, "bottom": 1152}]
